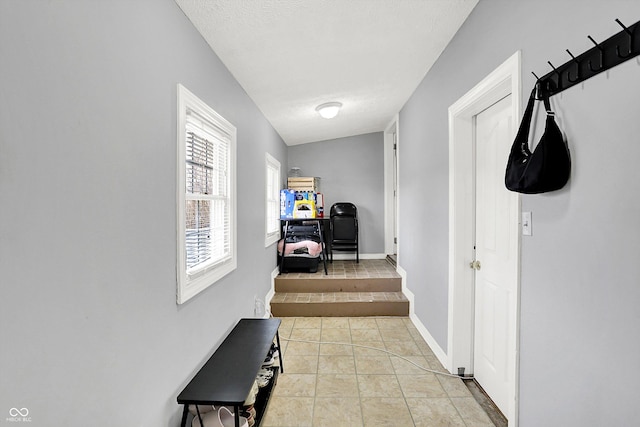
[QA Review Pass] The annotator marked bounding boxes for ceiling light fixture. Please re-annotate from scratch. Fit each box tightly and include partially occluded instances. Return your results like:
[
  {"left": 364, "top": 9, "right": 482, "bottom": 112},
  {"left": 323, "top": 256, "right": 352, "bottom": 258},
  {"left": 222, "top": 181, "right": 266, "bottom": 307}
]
[{"left": 316, "top": 102, "right": 342, "bottom": 119}]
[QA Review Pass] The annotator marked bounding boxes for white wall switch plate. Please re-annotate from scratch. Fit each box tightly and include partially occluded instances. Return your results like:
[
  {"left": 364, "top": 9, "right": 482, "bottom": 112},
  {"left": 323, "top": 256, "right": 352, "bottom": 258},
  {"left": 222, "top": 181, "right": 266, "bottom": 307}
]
[{"left": 522, "top": 211, "right": 532, "bottom": 236}]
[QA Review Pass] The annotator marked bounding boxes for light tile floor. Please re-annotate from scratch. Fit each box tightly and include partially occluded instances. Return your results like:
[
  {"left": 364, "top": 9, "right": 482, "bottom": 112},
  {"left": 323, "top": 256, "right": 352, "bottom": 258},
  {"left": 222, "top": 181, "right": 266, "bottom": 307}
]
[{"left": 262, "top": 316, "right": 496, "bottom": 427}]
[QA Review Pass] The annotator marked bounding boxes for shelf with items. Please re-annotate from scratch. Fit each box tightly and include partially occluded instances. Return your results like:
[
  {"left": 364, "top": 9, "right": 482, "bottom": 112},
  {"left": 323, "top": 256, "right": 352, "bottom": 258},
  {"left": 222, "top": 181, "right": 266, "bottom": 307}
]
[{"left": 278, "top": 219, "right": 329, "bottom": 275}]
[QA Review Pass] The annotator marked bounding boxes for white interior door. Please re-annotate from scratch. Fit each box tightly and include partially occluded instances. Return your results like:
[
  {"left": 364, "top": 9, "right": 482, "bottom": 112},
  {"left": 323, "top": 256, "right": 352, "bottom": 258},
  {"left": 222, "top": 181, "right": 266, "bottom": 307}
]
[{"left": 473, "top": 94, "right": 517, "bottom": 415}]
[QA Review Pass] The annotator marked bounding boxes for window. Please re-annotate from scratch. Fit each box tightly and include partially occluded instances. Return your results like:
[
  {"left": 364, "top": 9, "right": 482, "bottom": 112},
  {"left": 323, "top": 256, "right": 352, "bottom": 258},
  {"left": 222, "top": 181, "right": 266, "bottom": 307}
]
[
  {"left": 265, "top": 153, "right": 281, "bottom": 247},
  {"left": 177, "top": 84, "right": 236, "bottom": 304}
]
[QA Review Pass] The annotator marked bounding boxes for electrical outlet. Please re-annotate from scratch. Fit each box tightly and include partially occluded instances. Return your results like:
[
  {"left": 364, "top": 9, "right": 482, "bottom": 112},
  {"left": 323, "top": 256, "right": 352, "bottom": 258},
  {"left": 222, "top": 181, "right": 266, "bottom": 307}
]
[
  {"left": 522, "top": 212, "right": 532, "bottom": 236},
  {"left": 254, "top": 295, "right": 265, "bottom": 317}
]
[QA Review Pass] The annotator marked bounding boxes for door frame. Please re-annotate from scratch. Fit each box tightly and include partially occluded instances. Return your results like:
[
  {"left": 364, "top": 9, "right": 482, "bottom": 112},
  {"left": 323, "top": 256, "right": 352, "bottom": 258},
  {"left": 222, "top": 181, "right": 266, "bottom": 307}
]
[
  {"left": 447, "top": 51, "right": 521, "bottom": 425},
  {"left": 384, "top": 116, "right": 399, "bottom": 257}
]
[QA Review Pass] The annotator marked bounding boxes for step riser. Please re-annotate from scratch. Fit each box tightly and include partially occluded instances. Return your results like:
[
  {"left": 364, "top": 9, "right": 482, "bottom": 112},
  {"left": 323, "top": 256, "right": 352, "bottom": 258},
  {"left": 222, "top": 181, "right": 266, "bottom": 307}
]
[
  {"left": 271, "top": 301, "right": 409, "bottom": 317},
  {"left": 275, "top": 278, "right": 401, "bottom": 293}
]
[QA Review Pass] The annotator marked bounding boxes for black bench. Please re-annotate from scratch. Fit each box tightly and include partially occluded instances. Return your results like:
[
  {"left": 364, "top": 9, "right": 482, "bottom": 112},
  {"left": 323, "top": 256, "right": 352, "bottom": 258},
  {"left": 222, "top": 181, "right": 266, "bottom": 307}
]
[{"left": 177, "top": 318, "right": 283, "bottom": 427}]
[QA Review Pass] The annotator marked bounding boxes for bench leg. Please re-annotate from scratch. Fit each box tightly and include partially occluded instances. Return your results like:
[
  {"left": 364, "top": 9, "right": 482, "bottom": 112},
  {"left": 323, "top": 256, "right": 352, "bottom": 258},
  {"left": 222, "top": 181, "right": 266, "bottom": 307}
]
[
  {"left": 275, "top": 331, "right": 284, "bottom": 373},
  {"left": 180, "top": 405, "right": 189, "bottom": 427}
]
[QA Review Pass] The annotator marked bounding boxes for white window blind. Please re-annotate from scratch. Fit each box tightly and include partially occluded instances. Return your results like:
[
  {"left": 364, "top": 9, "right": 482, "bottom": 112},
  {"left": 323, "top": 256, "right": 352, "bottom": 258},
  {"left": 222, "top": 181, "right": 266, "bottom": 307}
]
[
  {"left": 177, "top": 84, "right": 236, "bottom": 304},
  {"left": 185, "top": 112, "right": 230, "bottom": 272}
]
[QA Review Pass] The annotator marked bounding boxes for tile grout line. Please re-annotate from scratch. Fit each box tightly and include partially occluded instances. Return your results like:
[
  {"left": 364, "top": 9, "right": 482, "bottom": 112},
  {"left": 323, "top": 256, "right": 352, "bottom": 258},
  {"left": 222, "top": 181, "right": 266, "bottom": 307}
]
[
  {"left": 398, "top": 321, "right": 420, "bottom": 427},
  {"left": 351, "top": 320, "right": 366, "bottom": 427},
  {"left": 311, "top": 322, "right": 320, "bottom": 427}
]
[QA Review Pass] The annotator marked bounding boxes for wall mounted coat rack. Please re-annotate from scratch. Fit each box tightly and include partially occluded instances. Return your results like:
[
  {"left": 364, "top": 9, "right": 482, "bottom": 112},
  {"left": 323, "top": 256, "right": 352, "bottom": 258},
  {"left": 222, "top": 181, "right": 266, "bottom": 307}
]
[{"left": 532, "top": 19, "right": 639, "bottom": 98}]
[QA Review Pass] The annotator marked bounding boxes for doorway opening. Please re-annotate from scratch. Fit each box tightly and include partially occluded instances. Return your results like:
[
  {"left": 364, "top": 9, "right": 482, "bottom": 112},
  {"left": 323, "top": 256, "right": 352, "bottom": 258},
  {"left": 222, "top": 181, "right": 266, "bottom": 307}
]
[{"left": 384, "top": 117, "right": 399, "bottom": 264}]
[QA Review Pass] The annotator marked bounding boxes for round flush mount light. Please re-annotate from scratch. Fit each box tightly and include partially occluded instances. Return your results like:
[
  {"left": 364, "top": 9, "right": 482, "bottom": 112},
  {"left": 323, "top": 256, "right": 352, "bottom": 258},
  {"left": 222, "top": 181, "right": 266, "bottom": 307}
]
[{"left": 316, "top": 102, "right": 342, "bottom": 119}]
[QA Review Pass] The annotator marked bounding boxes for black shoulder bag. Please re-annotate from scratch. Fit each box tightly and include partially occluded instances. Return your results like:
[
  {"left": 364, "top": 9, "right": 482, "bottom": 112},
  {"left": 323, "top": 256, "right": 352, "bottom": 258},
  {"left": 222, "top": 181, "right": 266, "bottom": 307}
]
[{"left": 505, "top": 87, "right": 571, "bottom": 194}]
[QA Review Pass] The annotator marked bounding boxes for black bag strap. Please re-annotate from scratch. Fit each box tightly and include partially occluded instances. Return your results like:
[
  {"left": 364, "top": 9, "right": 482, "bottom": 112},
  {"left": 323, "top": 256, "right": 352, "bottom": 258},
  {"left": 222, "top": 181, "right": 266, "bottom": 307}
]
[
  {"left": 537, "top": 83, "right": 553, "bottom": 115},
  {"left": 514, "top": 85, "right": 554, "bottom": 155}
]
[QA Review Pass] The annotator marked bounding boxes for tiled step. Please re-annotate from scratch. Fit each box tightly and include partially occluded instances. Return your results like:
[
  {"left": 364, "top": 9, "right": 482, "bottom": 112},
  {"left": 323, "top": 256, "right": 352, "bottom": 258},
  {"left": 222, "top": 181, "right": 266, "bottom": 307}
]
[
  {"left": 271, "top": 259, "right": 408, "bottom": 317},
  {"left": 274, "top": 276, "right": 401, "bottom": 293},
  {"left": 270, "top": 291, "right": 409, "bottom": 317}
]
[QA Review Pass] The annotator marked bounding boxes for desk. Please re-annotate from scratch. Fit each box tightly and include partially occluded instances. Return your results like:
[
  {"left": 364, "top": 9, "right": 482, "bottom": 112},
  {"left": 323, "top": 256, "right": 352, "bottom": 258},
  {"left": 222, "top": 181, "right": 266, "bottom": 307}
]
[
  {"left": 177, "top": 318, "right": 283, "bottom": 427},
  {"left": 280, "top": 218, "right": 329, "bottom": 275}
]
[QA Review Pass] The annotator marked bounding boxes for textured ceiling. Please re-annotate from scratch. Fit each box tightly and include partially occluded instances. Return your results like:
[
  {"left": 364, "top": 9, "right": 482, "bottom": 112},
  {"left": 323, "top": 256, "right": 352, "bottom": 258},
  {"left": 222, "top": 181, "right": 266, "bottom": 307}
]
[{"left": 175, "top": 0, "right": 478, "bottom": 145}]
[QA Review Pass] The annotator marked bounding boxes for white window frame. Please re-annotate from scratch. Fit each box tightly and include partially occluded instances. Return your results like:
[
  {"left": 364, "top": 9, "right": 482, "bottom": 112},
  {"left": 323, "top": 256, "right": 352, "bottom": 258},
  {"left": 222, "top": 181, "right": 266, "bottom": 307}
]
[
  {"left": 176, "top": 84, "right": 237, "bottom": 304},
  {"left": 265, "top": 152, "right": 281, "bottom": 247}
]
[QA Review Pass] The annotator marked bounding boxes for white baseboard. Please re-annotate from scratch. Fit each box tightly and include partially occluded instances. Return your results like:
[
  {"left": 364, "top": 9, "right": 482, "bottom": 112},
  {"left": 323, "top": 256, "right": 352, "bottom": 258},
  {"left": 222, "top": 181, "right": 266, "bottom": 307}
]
[{"left": 397, "top": 265, "right": 450, "bottom": 373}]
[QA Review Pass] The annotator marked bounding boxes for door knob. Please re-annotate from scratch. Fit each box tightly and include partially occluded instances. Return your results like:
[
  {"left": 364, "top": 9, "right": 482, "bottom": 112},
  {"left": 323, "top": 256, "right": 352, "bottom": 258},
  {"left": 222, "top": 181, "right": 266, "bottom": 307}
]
[{"left": 469, "top": 260, "right": 481, "bottom": 270}]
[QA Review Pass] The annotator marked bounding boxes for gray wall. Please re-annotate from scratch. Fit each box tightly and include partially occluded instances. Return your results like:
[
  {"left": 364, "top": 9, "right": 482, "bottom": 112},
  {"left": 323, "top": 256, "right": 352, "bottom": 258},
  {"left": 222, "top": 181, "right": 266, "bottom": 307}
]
[
  {"left": 287, "top": 133, "right": 385, "bottom": 255},
  {"left": 399, "top": 1, "right": 640, "bottom": 425},
  {"left": 0, "top": 1, "right": 287, "bottom": 425}
]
